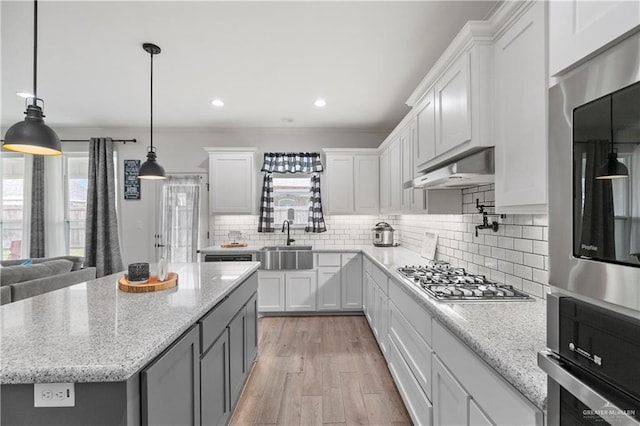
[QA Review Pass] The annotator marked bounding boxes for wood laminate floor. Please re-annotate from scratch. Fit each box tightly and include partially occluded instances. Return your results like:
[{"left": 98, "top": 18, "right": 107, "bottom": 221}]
[{"left": 230, "top": 315, "right": 411, "bottom": 426}]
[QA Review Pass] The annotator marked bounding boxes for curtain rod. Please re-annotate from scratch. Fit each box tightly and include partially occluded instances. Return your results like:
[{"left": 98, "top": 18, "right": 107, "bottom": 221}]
[
  {"left": 1, "top": 138, "right": 137, "bottom": 144},
  {"left": 62, "top": 139, "right": 137, "bottom": 144}
]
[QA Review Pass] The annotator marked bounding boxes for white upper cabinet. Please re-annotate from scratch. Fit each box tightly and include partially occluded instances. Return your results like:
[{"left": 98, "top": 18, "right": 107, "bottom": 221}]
[
  {"left": 494, "top": 1, "right": 548, "bottom": 213},
  {"left": 549, "top": 0, "right": 640, "bottom": 76},
  {"left": 354, "top": 155, "right": 380, "bottom": 213},
  {"left": 379, "top": 148, "right": 390, "bottom": 213},
  {"left": 406, "top": 24, "right": 493, "bottom": 172},
  {"left": 415, "top": 90, "right": 436, "bottom": 170},
  {"left": 205, "top": 148, "right": 256, "bottom": 214},
  {"left": 434, "top": 52, "right": 472, "bottom": 157},
  {"left": 401, "top": 119, "right": 425, "bottom": 212},
  {"left": 324, "top": 149, "right": 379, "bottom": 215},
  {"left": 388, "top": 138, "right": 402, "bottom": 214},
  {"left": 325, "top": 155, "right": 354, "bottom": 214}
]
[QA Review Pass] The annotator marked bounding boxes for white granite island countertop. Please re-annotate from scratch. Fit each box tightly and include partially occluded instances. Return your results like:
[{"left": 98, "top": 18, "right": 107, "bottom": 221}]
[{"left": 1, "top": 262, "right": 261, "bottom": 385}]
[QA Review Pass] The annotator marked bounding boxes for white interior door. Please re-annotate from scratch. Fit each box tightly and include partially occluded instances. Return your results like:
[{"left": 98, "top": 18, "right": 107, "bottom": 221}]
[{"left": 155, "top": 174, "right": 208, "bottom": 263}]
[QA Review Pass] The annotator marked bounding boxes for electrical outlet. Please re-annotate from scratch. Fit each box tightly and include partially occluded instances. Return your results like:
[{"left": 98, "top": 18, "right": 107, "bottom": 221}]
[{"left": 34, "top": 383, "right": 75, "bottom": 407}]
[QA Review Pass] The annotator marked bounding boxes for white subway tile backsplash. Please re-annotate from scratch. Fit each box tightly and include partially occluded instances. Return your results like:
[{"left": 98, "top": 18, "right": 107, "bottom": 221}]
[
  {"left": 505, "top": 249, "right": 524, "bottom": 264},
  {"left": 523, "top": 253, "right": 544, "bottom": 269},
  {"left": 533, "top": 240, "right": 549, "bottom": 256},
  {"left": 522, "top": 226, "right": 544, "bottom": 240},
  {"left": 514, "top": 264, "right": 533, "bottom": 280},
  {"left": 498, "top": 237, "right": 514, "bottom": 250},
  {"left": 514, "top": 239, "right": 533, "bottom": 253}
]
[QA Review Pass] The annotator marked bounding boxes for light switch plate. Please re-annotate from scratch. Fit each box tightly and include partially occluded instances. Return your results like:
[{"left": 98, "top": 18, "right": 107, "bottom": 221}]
[{"left": 34, "top": 383, "right": 75, "bottom": 407}]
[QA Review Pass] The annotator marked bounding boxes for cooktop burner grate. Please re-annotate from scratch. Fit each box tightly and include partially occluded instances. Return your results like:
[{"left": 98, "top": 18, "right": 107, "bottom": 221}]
[{"left": 397, "top": 264, "right": 531, "bottom": 302}]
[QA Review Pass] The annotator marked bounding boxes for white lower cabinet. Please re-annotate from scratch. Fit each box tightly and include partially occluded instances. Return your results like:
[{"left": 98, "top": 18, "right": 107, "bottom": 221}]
[
  {"left": 317, "top": 266, "right": 341, "bottom": 310},
  {"left": 257, "top": 271, "right": 317, "bottom": 312},
  {"left": 257, "top": 271, "right": 285, "bottom": 312},
  {"left": 341, "top": 253, "right": 363, "bottom": 310},
  {"left": 258, "top": 253, "right": 362, "bottom": 313},
  {"left": 432, "top": 320, "right": 543, "bottom": 425},
  {"left": 284, "top": 271, "right": 317, "bottom": 311},
  {"left": 432, "top": 355, "right": 470, "bottom": 426},
  {"left": 470, "top": 398, "right": 495, "bottom": 426},
  {"left": 387, "top": 339, "right": 433, "bottom": 426}
]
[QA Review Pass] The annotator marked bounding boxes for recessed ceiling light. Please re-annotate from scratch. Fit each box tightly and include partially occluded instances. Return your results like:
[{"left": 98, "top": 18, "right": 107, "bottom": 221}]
[
  {"left": 210, "top": 99, "right": 224, "bottom": 107},
  {"left": 16, "top": 92, "right": 34, "bottom": 98},
  {"left": 314, "top": 98, "right": 327, "bottom": 108}
]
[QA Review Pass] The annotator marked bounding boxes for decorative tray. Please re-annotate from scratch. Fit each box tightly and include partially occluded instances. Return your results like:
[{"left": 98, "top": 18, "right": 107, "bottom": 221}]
[{"left": 118, "top": 272, "right": 178, "bottom": 293}]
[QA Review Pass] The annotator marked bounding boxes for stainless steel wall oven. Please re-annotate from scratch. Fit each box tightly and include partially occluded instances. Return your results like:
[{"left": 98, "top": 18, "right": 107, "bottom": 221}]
[{"left": 542, "top": 30, "right": 640, "bottom": 426}]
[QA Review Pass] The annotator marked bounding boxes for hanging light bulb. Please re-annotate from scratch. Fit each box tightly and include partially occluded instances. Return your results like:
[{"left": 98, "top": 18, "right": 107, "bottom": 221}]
[
  {"left": 3, "top": 0, "right": 61, "bottom": 156},
  {"left": 138, "top": 43, "right": 165, "bottom": 180}
]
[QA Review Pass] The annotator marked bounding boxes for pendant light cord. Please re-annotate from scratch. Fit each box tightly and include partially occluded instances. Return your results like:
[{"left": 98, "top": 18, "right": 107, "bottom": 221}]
[
  {"left": 150, "top": 48, "right": 154, "bottom": 151},
  {"left": 32, "top": 0, "right": 38, "bottom": 105}
]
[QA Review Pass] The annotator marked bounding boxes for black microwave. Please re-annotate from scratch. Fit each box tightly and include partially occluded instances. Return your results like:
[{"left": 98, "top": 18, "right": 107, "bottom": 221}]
[{"left": 573, "top": 81, "right": 640, "bottom": 268}]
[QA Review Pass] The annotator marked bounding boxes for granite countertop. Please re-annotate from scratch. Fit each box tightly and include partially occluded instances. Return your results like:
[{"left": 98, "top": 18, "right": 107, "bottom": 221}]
[
  {"left": 199, "top": 243, "right": 378, "bottom": 254},
  {"left": 0, "top": 262, "right": 261, "bottom": 385},
  {"left": 361, "top": 246, "right": 547, "bottom": 411}
]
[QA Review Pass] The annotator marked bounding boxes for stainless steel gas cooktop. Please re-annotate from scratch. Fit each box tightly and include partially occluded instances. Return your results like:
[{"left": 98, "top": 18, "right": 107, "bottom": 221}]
[{"left": 397, "top": 263, "right": 531, "bottom": 302}]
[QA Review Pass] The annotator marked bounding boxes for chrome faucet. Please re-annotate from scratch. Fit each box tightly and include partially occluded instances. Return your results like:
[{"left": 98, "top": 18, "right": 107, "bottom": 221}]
[{"left": 282, "top": 220, "right": 295, "bottom": 246}]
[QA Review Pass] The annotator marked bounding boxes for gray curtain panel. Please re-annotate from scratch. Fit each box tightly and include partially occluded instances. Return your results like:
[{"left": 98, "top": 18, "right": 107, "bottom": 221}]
[
  {"left": 578, "top": 140, "right": 616, "bottom": 259},
  {"left": 84, "top": 138, "right": 123, "bottom": 277},
  {"left": 258, "top": 173, "right": 274, "bottom": 232},
  {"left": 30, "top": 155, "right": 45, "bottom": 258},
  {"left": 305, "top": 173, "right": 326, "bottom": 233},
  {"left": 261, "top": 152, "right": 323, "bottom": 173}
]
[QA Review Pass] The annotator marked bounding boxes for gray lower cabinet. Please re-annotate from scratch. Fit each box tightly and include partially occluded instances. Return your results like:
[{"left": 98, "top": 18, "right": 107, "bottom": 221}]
[
  {"left": 246, "top": 293, "right": 258, "bottom": 368},
  {"left": 229, "top": 308, "right": 247, "bottom": 407},
  {"left": 141, "top": 325, "right": 201, "bottom": 426},
  {"left": 199, "top": 273, "right": 259, "bottom": 425},
  {"left": 201, "top": 330, "right": 231, "bottom": 426}
]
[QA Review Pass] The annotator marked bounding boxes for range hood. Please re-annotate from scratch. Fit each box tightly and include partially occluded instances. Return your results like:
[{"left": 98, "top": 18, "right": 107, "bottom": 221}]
[{"left": 405, "top": 147, "right": 495, "bottom": 189}]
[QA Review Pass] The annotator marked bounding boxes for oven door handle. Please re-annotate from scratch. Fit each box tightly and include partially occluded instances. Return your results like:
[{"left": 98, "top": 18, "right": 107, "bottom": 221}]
[{"left": 538, "top": 351, "right": 640, "bottom": 425}]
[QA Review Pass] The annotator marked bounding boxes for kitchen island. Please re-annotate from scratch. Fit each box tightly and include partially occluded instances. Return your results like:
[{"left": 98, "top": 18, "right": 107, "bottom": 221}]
[{"left": 1, "top": 261, "right": 260, "bottom": 426}]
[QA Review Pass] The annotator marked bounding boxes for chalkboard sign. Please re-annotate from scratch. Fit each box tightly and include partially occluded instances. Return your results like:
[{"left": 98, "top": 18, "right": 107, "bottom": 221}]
[{"left": 124, "top": 160, "right": 141, "bottom": 200}]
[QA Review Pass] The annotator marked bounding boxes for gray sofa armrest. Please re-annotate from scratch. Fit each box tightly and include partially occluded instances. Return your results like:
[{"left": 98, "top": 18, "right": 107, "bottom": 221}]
[
  {"left": 11, "top": 267, "right": 97, "bottom": 303},
  {"left": 0, "top": 286, "right": 11, "bottom": 305}
]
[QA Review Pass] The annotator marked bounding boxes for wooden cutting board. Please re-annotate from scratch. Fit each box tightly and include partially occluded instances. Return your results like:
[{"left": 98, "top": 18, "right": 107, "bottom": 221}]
[
  {"left": 119, "top": 272, "right": 178, "bottom": 293},
  {"left": 221, "top": 242, "right": 248, "bottom": 248}
]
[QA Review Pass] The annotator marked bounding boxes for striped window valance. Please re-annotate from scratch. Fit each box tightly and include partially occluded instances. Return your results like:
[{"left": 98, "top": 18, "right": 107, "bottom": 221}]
[{"left": 260, "top": 152, "right": 323, "bottom": 174}]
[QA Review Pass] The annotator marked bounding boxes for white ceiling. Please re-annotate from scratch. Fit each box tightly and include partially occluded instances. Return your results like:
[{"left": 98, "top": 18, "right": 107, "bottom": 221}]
[{"left": 1, "top": 1, "right": 497, "bottom": 130}]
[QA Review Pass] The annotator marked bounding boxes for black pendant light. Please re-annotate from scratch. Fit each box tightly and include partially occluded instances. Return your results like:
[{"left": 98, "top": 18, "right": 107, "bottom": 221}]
[
  {"left": 3, "top": 0, "right": 61, "bottom": 156},
  {"left": 138, "top": 43, "right": 166, "bottom": 180},
  {"left": 595, "top": 98, "right": 629, "bottom": 180}
]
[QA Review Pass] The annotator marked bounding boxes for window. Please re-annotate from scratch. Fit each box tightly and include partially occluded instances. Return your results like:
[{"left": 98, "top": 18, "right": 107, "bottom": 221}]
[
  {"left": 272, "top": 173, "right": 311, "bottom": 227},
  {"left": 1, "top": 154, "right": 26, "bottom": 260},
  {"left": 65, "top": 154, "right": 89, "bottom": 257}
]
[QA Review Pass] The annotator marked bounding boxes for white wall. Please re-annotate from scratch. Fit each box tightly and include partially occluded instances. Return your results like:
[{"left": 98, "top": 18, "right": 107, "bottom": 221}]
[{"left": 44, "top": 127, "right": 387, "bottom": 265}]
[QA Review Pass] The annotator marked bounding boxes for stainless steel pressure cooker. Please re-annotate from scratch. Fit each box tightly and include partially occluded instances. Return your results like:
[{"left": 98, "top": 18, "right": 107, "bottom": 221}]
[{"left": 372, "top": 222, "right": 394, "bottom": 247}]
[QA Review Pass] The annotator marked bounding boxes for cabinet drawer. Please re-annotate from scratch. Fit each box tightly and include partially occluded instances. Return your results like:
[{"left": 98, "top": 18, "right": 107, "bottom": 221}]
[
  {"left": 388, "top": 278, "right": 431, "bottom": 345},
  {"left": 432, "top": 321, "right": 541, "bottom": 425},
  {"left": 388, "top": 300, "right": 432, "bottom": 400},
  {"left": 200, "top": 273, "right": 257, "bottom": 353},
  {"left": 316, "top": 253, "right": 341, "bottom": 267},
  {"left": 387, "top": 339, "right": 433, "bottom": 426}
]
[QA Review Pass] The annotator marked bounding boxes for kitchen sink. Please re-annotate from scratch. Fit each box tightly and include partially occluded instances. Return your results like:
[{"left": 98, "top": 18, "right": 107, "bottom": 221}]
[{"left": 257, "top": 246, "right": 313, "bottom": 270}]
